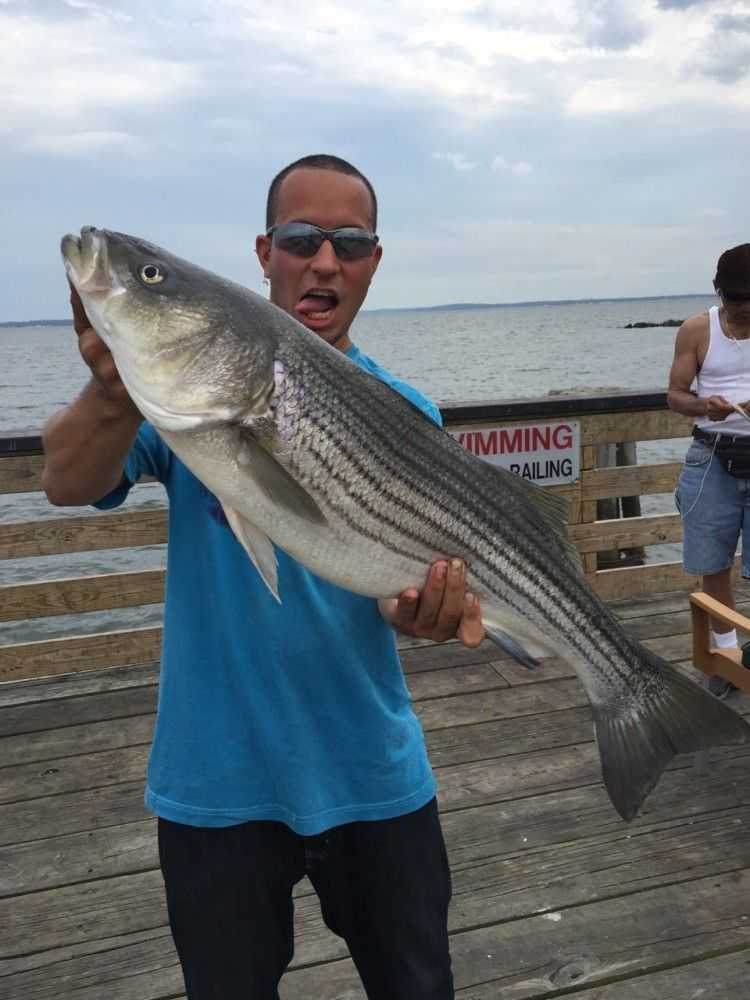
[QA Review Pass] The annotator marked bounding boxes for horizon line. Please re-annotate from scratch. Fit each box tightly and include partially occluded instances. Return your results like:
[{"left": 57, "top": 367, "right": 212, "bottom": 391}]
[{"left": 0, "top": 291, "right": 715, "bottom": 326}]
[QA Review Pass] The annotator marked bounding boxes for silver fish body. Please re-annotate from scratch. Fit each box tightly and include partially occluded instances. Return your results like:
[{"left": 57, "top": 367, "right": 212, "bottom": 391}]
[{"left": 61, "top": 226, "right": 750, "bottom": 821}]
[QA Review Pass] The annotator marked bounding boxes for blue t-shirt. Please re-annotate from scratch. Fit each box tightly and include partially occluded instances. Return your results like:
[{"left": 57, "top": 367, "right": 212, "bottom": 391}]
[{"left": 96, "top": 344, "right": 442, "bottom": 834}]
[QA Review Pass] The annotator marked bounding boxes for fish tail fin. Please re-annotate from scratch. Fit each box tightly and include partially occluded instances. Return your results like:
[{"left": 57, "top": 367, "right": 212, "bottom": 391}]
[{"left": 593, "top": 651, "right": 750, "bottom": 822}]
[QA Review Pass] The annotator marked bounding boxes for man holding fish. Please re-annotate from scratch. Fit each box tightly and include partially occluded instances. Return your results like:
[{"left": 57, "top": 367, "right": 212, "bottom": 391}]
[
  {"left": 43, "top": 155, "right": 479, "bottom": 999},
  {"left": 46, "top": 157, "right": 750, "bottom": 999},
  {"left": 668, "top": 244, "right": 750, "bottom": 698}
]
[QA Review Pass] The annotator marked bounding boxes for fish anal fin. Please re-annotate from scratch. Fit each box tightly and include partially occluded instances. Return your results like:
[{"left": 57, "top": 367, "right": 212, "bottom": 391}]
[
  {"left": 484, "top": 627, "right": 541, "bottom": 671},
  {"left": 222, "top": 504, "right": 280, "bottom": 602}
]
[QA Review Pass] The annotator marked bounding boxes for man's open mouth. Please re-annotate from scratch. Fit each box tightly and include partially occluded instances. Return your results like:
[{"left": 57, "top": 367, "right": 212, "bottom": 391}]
[{"left": 296, "top": 289, "right": 340, "bottom": 320}]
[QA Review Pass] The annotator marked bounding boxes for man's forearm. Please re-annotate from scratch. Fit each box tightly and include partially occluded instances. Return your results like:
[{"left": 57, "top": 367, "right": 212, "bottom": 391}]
[
  {"left": 667, "top": 387, "right": 709, "bottom": 418},
  {"left": 42, "top": 379, "right": 143, "bottom": 506}
]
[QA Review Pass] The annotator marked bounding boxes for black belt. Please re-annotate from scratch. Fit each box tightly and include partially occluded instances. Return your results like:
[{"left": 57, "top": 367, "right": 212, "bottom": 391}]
[{"left": 693, "top": 425, "right": 750, "bottom": 449}]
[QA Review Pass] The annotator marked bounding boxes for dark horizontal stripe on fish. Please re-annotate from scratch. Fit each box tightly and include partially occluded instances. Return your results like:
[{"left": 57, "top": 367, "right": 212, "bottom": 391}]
[
  {"left": 282, "top": 349, "right": 640, "bottom": 680},
  {"left": 294, "top": 427, "right": 617, "bottom": 669}
]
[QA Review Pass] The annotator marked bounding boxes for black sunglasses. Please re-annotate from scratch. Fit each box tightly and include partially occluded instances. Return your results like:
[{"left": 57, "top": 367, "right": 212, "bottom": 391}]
[
  {"left": 267, "top": 222, "right": 379, "bottom": 261},
  {"left": 718, "top": 289, "right": 750, "bottom": 304}
]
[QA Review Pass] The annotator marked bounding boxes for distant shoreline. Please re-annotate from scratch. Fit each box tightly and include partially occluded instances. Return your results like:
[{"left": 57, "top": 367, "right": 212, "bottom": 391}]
[
  {"left": 366, "top": 293, "right": 713, "bottom": 314},
  {"left": 0, "top": 319, "right": 72, "bottom": 328},
  {"left": 1, "top": 292, "right": 713, "bottom": 326}
]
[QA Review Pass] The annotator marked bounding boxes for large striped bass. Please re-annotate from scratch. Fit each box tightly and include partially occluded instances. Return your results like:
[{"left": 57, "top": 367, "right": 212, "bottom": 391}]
[{"left": 61, "top": 226, "right": 750, "bottom": 821}]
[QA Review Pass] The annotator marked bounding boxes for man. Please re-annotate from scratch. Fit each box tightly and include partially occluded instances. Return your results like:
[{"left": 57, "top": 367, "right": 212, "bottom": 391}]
[
  {"left": 42, "top": 155, "right": 482, "bottom": 999},
  {"left": 668, "top": 243, "right": 750, "bottom": 697}
]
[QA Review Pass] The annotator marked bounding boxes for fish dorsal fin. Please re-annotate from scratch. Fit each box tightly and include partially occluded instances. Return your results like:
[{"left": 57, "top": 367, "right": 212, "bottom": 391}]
[
  {"left": 237, "top": 430, "right": 327, "bottom": 527},
  {"left": 222, "top": 504, "right": 281, "bottom": 602}
]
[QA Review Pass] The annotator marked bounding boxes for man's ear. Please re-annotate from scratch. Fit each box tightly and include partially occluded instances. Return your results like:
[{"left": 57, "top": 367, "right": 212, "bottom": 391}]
[{"left": 255, "top": 235, "right": 272, "bottom": 278}]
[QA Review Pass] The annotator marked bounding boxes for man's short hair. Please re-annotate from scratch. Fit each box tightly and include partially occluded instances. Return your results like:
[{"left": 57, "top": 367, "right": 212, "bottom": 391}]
[
  {"left": 715, "top": 244, "right": 750, "bottom": 294},
  {"left": 266, "top": 154, "right": 378, "bottom": 232}
]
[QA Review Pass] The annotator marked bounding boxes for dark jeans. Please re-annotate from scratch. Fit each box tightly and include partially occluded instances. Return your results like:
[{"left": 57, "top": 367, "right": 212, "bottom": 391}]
[{"left": 158, "top": 797, "right": 454, "bottom": 1000}]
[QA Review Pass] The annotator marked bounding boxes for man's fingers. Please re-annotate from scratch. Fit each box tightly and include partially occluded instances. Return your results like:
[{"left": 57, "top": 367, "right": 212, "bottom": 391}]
[
  {"left": 78, "top": 328, "right": 130, "bottom": 400},
  {"left": 68, "top": 282, "right": 92, "bottom": 338},
  {"left": 409, "top": 560, "right": 453, "bottom": 636},
  {"left": 78, "top": 328, "right": 111, "bottom": 369},
  {"left": 391, "top": 589, "right": 419, "bottom": 632},
  {"left": 457, "top": 593, "right": 484, "bottom": 648},
  {"left": 421, "top": 559, "right": 466, "bottom": 641}
]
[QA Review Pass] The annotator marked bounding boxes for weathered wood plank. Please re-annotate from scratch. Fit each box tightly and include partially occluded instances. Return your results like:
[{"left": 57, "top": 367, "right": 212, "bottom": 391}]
[
  {"left": 279, "top": 869, "right": 750, "bottom": 998},
  {"left": 571, "top": 512, "right": 682, "bottom": 553},
  {"left": 594, "top": 560, "right": 701, "bottom": 601},
  {"left": 0, "top": 454, "right": 44, "bottom": 494},
  {"left": 406, "top": 663, "right": 509, "bottom": 700},
  {"left": 416, "top": 676, "right": 585, "bottom": 731},
  {"left": 579, "top": 408, "right": 692, "bottom": 445},
  {"left": 0, "top": 509, "right": 167, "bottom": 559},
  {"left": 0, "top": 677, "right": 158, "bottom": 736},
  {"left": 0, "top": 711, "right": 155, "bottom": 767},
  {"left": 400, "top": 638, "right": 500, "bottom": 674},
  {"left": 0, "top": 744, "right": 149, "bottom": 804},
  {"left": 519, "top": 950, "right": 750, "bottom": 1000},
  {"left": 0, "top": 818, "right": 157, "bottom": 898},
  {"left": 0, "top": 780, "right": 146, "bottom": 847},
  {"left": 0, "top": 569, "right": 165, "bottom": 621},
  {"left": 0, "top": 661, "right": 159, "bottom": 710},
  {"left": 0, "top": 627, "right": 163, "bottom": 682},
  {"left": 0, "top": 930, "right": 183, "bottom": 1000},
  {"left": 581, "top": 462, "right": 682, "bottom": 501}
]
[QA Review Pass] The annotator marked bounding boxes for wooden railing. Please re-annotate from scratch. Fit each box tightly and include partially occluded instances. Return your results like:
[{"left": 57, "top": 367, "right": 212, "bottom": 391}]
[{"left": 0, "top": 390, "right": 699, "bottom": 683}]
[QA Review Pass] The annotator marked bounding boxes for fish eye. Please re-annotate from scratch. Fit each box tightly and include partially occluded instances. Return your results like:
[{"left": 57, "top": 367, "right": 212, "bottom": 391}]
[{"left": 140, "top": 263, "right": 165, "bottom": 284}]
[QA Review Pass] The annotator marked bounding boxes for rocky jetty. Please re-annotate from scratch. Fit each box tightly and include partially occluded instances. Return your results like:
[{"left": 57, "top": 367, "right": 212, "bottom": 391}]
[{"left": 623, "top": 319, "right": 683, "bottom": 329}]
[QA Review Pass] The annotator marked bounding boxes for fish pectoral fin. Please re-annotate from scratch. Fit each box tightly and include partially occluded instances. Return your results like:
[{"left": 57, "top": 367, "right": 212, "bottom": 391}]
[
  {"left": 222, "top": 504, "right": 280, "bottom": 602},
  {"left": 237, "top": 431, "right": 327, "bottom": 527}
]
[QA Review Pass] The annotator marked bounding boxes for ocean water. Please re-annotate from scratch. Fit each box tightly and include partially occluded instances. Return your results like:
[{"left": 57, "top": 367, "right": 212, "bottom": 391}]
[
  {"left": 1, "top": 295, "right": 711, "bottom": 434},
  {"left": 0, "top": 295, "right": 713, "bottom": 642}
]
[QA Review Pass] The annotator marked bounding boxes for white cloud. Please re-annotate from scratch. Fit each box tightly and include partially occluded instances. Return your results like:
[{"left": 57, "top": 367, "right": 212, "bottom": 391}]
[
  {"left": 576, "top": 0, "right": 648, "bottom": 51},
  {"left": 1, "top": 0, "right": 749, "bottom": 317},
  {"left": 492, "top": 154, "right": 532, "bottom": 175},
  {"left": 0, "top": 4, "right": 197, "bottom": 145},
  {"left": 433, "top": 152, "right": 477, "bottom": 171}
]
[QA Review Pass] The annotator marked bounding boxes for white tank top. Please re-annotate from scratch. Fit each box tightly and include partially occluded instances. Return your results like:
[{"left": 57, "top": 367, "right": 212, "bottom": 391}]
[{"left": 695, "top": 306, "right": 750, "bottom": 436}]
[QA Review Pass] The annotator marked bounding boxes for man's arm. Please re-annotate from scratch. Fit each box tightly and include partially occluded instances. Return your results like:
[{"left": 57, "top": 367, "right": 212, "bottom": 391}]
[
  {"left": 667, "top": 315, "right": 734, "bottom": 421},
  {"left": 42, "top": 287, "right": 143, "bottom": 506}
]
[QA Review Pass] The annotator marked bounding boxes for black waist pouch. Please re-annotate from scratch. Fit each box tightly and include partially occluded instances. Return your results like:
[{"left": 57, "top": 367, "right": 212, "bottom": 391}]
[{"left": 695, "top": 427, "right": 750, "bottom": 478}]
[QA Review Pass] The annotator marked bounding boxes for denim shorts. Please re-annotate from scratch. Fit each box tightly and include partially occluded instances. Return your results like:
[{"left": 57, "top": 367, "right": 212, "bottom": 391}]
[{"left": 675, "top": 439, "right": 750, "bottom": 577}]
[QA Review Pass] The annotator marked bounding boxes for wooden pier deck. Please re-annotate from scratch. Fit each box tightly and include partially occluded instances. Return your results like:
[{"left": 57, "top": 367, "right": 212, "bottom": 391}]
[{"left": 2, "top": 585, "right": 750, "bottom": 1000}]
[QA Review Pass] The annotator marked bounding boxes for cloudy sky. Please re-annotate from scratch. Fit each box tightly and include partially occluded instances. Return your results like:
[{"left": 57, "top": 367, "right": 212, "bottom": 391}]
[{"left": 2, "top": 0, "right": 748, "bottom": 318}]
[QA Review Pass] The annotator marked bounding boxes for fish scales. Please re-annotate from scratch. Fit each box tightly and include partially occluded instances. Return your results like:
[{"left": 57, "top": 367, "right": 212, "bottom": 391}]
[
  {"left": 279, "top": 343, "right": 651, "bottom": 675},
  {"left": 278, "top": 338, "right": 638, "bottom": 681},
  {"left": 60, "top": 226, "right": 750, "bottom": 822}
]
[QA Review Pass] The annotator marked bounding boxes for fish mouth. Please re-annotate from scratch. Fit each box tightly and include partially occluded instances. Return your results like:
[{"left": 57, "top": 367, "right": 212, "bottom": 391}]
[{"left": 60, "top": 226, "right": 117, "bottom": 300}]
